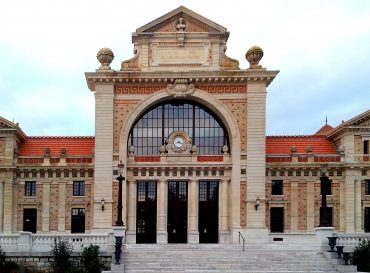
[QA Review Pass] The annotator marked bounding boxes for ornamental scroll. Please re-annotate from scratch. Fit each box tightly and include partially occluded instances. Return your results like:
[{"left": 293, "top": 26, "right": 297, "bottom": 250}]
[{"left": 167, "top": 79, "right": 195, "bottom": 97}]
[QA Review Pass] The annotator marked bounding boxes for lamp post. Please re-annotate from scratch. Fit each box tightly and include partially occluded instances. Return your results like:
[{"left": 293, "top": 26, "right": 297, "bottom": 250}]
[
  {"left": 114, "top": 161, "right": 125, "bottom": 264},
  {"left": 320, "top": 165, "right": 330, "bottom": 227}
]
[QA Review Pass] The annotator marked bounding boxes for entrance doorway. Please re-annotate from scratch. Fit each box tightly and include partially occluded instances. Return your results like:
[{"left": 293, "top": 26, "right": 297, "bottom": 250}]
[
  {"left": 270, "top": 207, "right": 284, "bottom": 232},
  {"left": 168, "top": 181, "right": 188, "bottom": 243},
  {"left": 199, "top": 181, "right": 219, "bottom": 243},
  {"left": 71, "top": 208, "right": 85, "bottom": 233},
  {"left": 136, "top": 181, "right": 157, "bottom": 243},
  {"left": 365, "top": 207, "right": 370, "bottom": 232},
  {"left": 23, "top": 208, "right": 37, "bottom": 233}
]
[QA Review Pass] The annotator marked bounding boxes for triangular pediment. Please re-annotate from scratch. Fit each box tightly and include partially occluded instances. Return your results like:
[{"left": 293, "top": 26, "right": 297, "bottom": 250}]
[
  {"left": 0, "top": 116, "right": 16, "bottom": 129},
  {"left": 136, "top": 6, "right": 227, "bottom": 34},
  {"left": 328, "top": 110, "right": 370, "bottom": 137}
]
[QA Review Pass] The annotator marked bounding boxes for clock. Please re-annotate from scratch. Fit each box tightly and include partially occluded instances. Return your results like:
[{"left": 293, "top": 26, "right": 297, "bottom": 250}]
[{"left": 174, "top": 137, "right": 185, "bottom": 148}]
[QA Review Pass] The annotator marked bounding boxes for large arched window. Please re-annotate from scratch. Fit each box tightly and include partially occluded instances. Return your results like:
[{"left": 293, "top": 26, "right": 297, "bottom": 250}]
[{"left": 128, "top": 100, "right": 229, "bottom": 155}]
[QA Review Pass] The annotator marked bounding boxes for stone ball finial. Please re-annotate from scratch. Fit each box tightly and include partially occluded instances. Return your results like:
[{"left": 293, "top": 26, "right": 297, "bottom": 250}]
[
  {"left": 97, "top": 47, "right": 114, "bottom": 70},
  {"left": 245, "top": 46, "right": 264, "bottom": 69}
]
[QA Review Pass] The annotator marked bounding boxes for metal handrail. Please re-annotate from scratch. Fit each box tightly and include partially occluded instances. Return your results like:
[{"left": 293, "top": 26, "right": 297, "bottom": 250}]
[{"left": 238, "top": 232, "right": 245, "bottom": 251}]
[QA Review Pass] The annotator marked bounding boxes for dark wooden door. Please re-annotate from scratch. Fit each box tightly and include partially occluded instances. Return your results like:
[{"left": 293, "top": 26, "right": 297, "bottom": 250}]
[
  {"left": 199, "top": 181, "right": 219, "bottom": 243},
  {"left": 136, "top": 181, "right": 157, "bottom": 243},
  {"left": 71, "top": 208, "right": 85, "bottom": 233},
  {"left": 168, "top": 181, "right": 188, "bottom": 243},
  {"left": 270, "top": 207, "right": 284, "bottom": 232},
  {"left": 365, "top": 207, "right": 370, "bottom": 232},
  {"left": 23, "top": 208, "right": 37, "bottom": 233}
]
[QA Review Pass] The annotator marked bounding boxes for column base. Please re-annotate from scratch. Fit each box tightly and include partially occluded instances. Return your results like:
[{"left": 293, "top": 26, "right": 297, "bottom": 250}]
[
  {"left": 188, "top": 231, "right": 199, "bottom": 244},
  {"left": 126, "top": 231, "right": 136, "bottom": 244},
  {"left": 236, "top": 228, "right": 269, "bottom": 244},
  {"left": 219, "top": 230, "right": 231, "bottom": 244},
  {"left": 157, "top": 231, "right": 168, "bottom": 244},
  {"left": 315, "top": 227, "right": 334, "bottom": 250}
]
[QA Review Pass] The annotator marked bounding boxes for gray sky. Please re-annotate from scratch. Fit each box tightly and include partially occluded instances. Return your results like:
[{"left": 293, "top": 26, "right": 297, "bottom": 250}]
[{"left": 0, "top": 0, "right": 369, "bottom": 136}]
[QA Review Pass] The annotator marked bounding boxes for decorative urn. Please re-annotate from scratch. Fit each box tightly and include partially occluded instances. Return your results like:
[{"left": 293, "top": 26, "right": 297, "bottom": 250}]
[
  {"left": 97, "top": 47, "right": 114, "bottom": 70},
  {"left": 245, "top": 46, "right": 264, "bottom": 69}
]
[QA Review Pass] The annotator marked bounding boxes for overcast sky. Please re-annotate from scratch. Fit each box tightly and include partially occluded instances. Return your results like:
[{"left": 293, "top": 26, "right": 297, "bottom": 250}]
[{"left": 0, "top": 0, "right": 369, "bottom": 136}]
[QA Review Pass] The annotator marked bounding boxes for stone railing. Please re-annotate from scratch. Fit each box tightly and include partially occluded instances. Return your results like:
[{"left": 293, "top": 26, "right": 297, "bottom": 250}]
[
  {"left": 0, "top": 232, "right": 114, "bottom": 252},
  {"left": 335, "top": 233, "right": 370, "bottom": 248}
]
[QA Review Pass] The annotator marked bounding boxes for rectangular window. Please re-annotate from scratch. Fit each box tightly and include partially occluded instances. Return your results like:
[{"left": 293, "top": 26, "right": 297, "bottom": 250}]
[
  {"left": 366, "top": 180, "right": 370, "bottom": 195},
  {"left": 25, "top": 181, "right": 36, "bottom": 196},
  {"left": 320, "top": 177, "right": 332, "bottom": 195},
  {"left": 364, "top": 140, "right": 369, "bottom": 154},
  {"left": 271, "top": 180, "right": 283, "bottom": 195},
  {"left": 73, "top": 181, "right": 85, "bottom": 196}
]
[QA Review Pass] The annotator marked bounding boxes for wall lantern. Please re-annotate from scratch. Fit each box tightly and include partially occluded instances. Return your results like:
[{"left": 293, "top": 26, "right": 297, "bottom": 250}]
[
  {"left": 255, "top": 197, "right": 261, "bottom": 211},
  {"left": 101, "top": 197, "right": 105, "bottom": 211}
]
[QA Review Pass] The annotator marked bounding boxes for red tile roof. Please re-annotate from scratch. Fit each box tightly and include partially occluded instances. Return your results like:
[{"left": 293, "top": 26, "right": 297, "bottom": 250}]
[
  {"left": 19, "top": 137, "right": 95, "bottom": 156},
  {"left": 315, "top": 124, "right": 334, "bottom": 136},
  {"left": 266, "top": 136, "right": 337, "bottom": 155}
]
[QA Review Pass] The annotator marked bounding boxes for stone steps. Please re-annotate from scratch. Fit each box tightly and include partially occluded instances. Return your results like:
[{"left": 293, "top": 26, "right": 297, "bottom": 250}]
[{"left": 121, "top": 244, "right": 352, "bottom": 273}]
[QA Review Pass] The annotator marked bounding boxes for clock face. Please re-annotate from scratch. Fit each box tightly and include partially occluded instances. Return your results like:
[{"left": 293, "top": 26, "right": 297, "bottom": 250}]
[{"left": 174, "top": 137, "right": 185, "bottom": 148}]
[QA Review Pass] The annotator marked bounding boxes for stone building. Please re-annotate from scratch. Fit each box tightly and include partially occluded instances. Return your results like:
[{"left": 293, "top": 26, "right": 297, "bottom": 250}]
[{"left": 0, "top": 6, "right": 369, "bottom": 244}]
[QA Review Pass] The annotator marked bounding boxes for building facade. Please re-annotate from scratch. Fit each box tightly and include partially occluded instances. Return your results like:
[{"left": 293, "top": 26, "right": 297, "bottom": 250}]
[{"left": 0, "top": 6, "right": 369, "bottom": 244}]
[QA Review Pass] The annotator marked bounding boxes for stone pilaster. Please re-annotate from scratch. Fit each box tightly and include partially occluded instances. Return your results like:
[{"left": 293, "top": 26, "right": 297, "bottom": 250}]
[
  {"left": 3, "top": 179, "right": 14, "bottom": 233},
  {"left": 58, "top": 182, "right": 67, "bottom": 232},
  {"left": 188, "top": 179, "right": 199, "bottom": 244},
  {"left": 306, "top": 180, "right": 315, "bottom": 231},
  {"left": 220, "top": 179, "right": 231, "bottom": 243},
  {"left": 245, "top": 81, "right": 268, "bottom": 242},
  {"left": 42, "top": 181, "right": 51, "bottom": 232},
  {"left": 0, "top": 180, "right": 3, "bottom": 232},
  {"left": 355, "top": 178, "right": 362, "bottom": 232},
  {"left": 93, "top": 83, "right": 114, "bottom": 232},
  {"left": 344, "top": 171, "right": 355, "bottom": 232},
  {"left": 157, "top": 179, "right": 167, "bottom": 244},
  {"left": 290, "top": 181, "right": 298, "bottom": 231},
  {"left": 126, "top": 179, "right": 136, "bottom": 243}
]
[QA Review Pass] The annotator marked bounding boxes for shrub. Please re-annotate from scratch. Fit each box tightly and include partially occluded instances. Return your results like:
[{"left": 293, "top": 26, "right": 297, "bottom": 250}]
[
  {"left": 80, "top": 244, "right": 107, "bottom": 273},
  {"left": 0, "top": 246, "right": 19, "bottom": 273},
  {"left": 351, "top": 239, "right": 370, "bottom": 272},
  {"left": 50, "top": 238, "right": 73, "bottom": 273}
]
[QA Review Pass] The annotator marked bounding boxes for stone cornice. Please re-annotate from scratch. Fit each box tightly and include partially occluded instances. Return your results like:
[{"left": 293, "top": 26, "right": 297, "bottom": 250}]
[{"left": 85, "top": 70, "right": 279, "bottom": 91}]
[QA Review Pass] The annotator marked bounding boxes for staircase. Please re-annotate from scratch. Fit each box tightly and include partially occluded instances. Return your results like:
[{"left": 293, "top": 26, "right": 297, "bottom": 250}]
[{"left": 122, "top": 244, "right": 350, "bottom": 273}]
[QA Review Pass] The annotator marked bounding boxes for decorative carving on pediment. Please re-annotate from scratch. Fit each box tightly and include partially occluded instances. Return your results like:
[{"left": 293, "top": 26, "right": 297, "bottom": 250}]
[
  {"left": 167, "top": 79, "right": 195, "bottom": 97},
  {"left": 220, "top": 46, "right": 239, "bottom": 70},
  {"left": 152, "top": 16, "right": 213, "bottom": 33},
  {"left": 121, "top": 49, "right": 140, "bottom": 71},
  {"left": 175, "top": 17, "right": 188, "bottom": 32}
]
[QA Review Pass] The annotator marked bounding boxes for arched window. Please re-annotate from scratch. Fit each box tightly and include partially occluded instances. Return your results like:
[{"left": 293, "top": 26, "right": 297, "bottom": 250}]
[{"left": 128, "top": 100, "right": 229, "bottom": 155}]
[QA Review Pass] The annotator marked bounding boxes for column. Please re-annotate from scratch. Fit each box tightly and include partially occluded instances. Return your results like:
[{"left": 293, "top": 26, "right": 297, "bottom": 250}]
[
  {"left": 188, "top": 179, "right": 199, "bottom": 244},
  {"left": 220, "top": 179, "right": 230, "bottom": 243},
  {"left": 126, "top": 179, "right": 136, "bottom": 243},
  {"left": 246, "top": 81, "right": 269, "bottom": 242},
  {"left": 58, "top": 182, "right": 67, "bottom": 232},
  {"left": 355, "top": 178, "right": 362, "bottom": 232},
  {"left": 345, "top": 172, "right": 355, "bottom": 233},
  {"left": 0, "top": 181, "right": 4, "bottom": 232},
  {"left": 42, "top": 181, "right": 51, "bottom": 232},
  {"left": 93, "top": 83, "right": 114, "bottom": 232},
  {"left": 306, "top": 180, "right": 315, "bottom": 231},
  {"left": 290, "top": 181, "right": 298, "bottom": 231},
  {"left": 157, "top": 179, "right": 167, "bottom": 244},
  {"left": 3, "top": 179, "right": 13, "bottom": 233}
]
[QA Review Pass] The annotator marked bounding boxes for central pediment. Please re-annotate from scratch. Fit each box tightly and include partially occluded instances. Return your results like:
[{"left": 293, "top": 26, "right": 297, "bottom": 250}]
[
  {"left": 135, "top": 6, "right": 228, "bottom": 35},
  {"left": 121, "top": 6, "right": 239, "bottom": 72}
]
